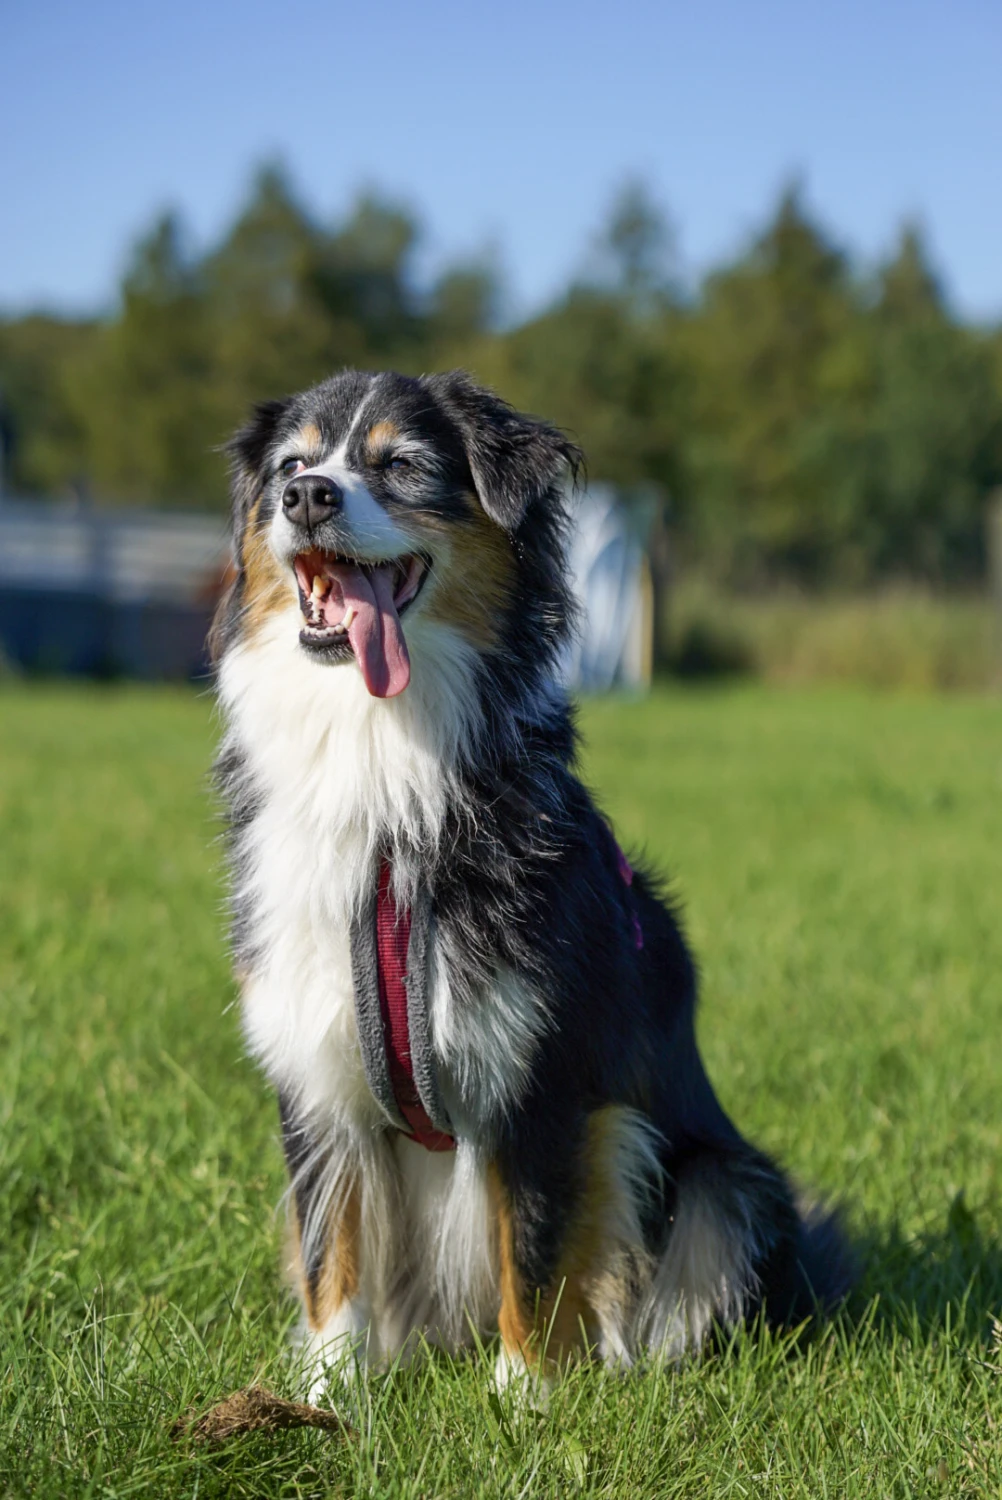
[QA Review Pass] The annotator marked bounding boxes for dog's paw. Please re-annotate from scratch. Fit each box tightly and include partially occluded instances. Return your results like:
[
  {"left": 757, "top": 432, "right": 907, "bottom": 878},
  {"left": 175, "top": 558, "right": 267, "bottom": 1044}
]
[
  {"left": 306, "top": 1358, "right": 360, "bottom": 1412},
  {"left": 492, "top": 1345, "right": 552, "bottom": 1413},
  {"left": 304, "top": 1349, "right": 369, "bottom": 1429},
  {"left": 300, "top": 1300, "right": 373, "bottom": 1410}
]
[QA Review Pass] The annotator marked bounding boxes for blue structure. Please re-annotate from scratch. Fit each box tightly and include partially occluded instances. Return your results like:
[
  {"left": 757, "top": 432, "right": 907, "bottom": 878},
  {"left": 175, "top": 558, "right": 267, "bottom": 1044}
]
[{"left": 0, "top": 498, "right": 229, "bottom": 679}]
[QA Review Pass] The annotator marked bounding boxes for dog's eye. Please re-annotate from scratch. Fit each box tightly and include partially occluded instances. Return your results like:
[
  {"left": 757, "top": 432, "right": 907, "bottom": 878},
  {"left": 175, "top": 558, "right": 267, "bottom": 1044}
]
[
  {"left": 280, "top": 457, "right": 306, "bottom": 478},
  {"left": 388, "top": 456, "right": 410, "bottom": 472}
]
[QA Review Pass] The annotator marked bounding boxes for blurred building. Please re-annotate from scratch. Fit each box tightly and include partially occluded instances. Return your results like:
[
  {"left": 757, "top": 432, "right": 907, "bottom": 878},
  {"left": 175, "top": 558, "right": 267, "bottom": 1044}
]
[{"left": 0, "top": 497, "right": 228, "bottom": 679}]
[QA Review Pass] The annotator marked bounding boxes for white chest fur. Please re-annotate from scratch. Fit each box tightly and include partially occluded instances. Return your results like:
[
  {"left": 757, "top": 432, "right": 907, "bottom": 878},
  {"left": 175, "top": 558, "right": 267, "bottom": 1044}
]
[{"left": 219, "top": 609, "right": 482, "bottom": 1126}]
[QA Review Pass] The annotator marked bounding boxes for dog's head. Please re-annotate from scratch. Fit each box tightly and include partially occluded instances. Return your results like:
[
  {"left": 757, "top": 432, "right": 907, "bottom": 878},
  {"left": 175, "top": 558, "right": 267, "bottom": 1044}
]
[{"left": 213, "top": 370, "right": 582, "bottom": 701}]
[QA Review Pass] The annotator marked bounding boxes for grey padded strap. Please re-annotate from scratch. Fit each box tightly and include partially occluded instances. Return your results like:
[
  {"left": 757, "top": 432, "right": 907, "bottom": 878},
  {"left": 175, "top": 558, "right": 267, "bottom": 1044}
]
[
  {"left": 350, "top": 882, "right": 408, "bottom": 1132},
  {"left": 405, "top": 883, "right": 453, "bottom": 1136},
  {"left": 349, "top": 868, "right": 453, "bottom": 1139}
]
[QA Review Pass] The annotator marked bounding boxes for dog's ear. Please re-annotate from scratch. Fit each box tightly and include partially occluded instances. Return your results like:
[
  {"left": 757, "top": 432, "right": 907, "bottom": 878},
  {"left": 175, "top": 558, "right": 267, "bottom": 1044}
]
[
  {"left": 225, "top": 397, "right": 292, "bottom": 524},
  {"left": 424, "top": 370, "right": 582, "bottom": 531},
  {"left": 209, "top": 397, "right": 293, "bottom": 665}
]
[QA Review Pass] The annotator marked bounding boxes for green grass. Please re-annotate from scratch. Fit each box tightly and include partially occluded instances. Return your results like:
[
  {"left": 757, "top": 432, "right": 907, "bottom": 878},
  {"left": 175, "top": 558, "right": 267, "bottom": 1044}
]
[{"left": 1, "top": 681, "right": 1001, "bottom": 1497}]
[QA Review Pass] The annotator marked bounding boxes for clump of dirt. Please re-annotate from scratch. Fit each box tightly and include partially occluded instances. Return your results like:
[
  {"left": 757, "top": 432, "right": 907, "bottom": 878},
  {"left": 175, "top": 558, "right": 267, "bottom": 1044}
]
[{"left": 172, "top": 1384, "right": 356, "bottom": 1445}]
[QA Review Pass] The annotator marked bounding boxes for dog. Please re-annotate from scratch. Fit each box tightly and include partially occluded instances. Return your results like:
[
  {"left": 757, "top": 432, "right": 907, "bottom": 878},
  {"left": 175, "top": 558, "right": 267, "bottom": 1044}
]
[{"left": 211, "top": 368, "right": 850, "bottom": 1399}]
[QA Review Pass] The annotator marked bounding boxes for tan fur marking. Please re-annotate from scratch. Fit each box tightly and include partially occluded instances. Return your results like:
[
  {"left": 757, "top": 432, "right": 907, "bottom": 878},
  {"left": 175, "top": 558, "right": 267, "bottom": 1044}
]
[
  {"left": 295, "top": 422, "right": 322, "bottom": 454},
  {"left": 283, "top": 1214, "right": 309, "bottom": 1306},
  {"left": 491, "top": 1166, "right": 540, "bottom": 1363},
  {"left": 366, "top": 420, "right": 399, "bottom": 454},
  {"left": 241, "top": 496, "right": 290, "bottom": 636},
  {"left": 294, "top": 1177, "right": 362, "bottom": 1333},
  {"left": 425, "top": 497, "right": 515, "bottom": 650},
  {"left": 491, "top": 1108, "right": 637, "bottom": 1369}
]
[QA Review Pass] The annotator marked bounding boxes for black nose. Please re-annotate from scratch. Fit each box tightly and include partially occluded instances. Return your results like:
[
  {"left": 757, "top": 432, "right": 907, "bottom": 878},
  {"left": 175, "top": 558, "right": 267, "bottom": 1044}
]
[{"left": 282, "top": 473, "right": 343, "bottom": 530}]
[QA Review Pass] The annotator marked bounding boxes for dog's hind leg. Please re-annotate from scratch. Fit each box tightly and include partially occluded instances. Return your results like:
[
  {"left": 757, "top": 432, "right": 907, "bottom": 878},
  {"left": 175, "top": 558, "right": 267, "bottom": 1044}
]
[{"left": 639, "top": 1140, "right": 804, "bottom": 1358}]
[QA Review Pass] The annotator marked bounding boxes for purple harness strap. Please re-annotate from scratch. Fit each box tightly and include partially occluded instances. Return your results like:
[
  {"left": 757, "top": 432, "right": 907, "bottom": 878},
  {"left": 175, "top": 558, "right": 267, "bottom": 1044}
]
[{"left": 614, "top": 841, "right": 645, "bottom": 951}]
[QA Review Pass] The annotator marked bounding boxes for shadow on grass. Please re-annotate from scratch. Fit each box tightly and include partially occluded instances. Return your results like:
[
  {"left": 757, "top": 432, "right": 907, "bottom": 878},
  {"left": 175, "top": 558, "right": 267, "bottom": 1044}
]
[{"left": 842, "top": 1192, "right": 1002, "bottom": 1345}]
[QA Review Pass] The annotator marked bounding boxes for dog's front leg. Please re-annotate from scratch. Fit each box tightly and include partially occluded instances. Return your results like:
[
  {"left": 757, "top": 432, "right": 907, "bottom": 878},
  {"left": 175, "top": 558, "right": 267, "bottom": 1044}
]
[
  {"left": 294, "top": 1176, "right": 375, "bottom": 1403},
  {"left": 279, "top": 1096, "right": 380, "bottom": 1402},
  {"left": 489, "top": 1116, "right": 593, "bottom": 1397}
]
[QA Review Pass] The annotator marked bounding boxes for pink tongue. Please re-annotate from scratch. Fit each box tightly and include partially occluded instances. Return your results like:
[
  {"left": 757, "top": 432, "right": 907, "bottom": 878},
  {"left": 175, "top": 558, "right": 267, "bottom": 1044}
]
[{"left": 324, "top": 562, "right": 410, "bottom": 698}]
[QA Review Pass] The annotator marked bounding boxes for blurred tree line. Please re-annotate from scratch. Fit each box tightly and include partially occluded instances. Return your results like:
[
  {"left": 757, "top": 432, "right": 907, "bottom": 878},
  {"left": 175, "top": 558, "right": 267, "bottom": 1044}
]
[{"left": 2, "top": 165, "right": 1001, "bottom": 588}]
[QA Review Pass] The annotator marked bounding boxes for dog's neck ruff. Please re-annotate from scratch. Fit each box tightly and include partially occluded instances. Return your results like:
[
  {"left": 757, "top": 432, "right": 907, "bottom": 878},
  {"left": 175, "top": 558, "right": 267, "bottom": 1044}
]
[{"left": 350, "top": 858, "right": 455, "bottom": 1151}]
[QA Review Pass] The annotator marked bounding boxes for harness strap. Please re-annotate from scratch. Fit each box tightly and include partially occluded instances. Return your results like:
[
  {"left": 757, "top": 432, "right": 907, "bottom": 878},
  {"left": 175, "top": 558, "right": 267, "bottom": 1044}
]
[
  {"left": 350, "top": 860, "right": 455, "bottom": 1152},
  {"left": 614, "top": 841, "right": 645, "bottom": 951},
  {"left": 351, "top": 837, "right": 639, "bottom": 1151}
]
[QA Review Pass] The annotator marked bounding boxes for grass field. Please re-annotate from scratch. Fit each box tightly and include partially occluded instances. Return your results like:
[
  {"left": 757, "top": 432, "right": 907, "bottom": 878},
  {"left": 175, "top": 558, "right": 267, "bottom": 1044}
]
[{"left": 1, "top": 681, "right": 1001, "bottom": 1498}]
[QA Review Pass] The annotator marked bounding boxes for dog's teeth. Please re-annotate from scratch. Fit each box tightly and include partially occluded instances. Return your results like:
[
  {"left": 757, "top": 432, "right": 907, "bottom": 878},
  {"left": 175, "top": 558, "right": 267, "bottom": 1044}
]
[
  {"left": 342, "top": 606, "right": 356, "bottom": 629},
  {"left": 312, "top": 575, "right": 326, "bottom": 599},
  {"left": 333, "top": 623, "right": 346, "bottom": 635}
]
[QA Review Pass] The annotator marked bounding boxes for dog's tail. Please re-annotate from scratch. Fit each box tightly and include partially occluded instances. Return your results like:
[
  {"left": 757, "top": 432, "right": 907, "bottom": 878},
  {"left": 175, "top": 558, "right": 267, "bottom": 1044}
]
[{"left": 788, "top": 1197, "right": 855, "bottom": 1320}]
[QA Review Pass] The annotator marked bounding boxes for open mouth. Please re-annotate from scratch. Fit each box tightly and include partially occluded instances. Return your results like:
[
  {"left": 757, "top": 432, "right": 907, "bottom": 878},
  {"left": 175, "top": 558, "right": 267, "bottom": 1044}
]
[{"left": 292, "top": 549, "right": 429, "bottom": 698}]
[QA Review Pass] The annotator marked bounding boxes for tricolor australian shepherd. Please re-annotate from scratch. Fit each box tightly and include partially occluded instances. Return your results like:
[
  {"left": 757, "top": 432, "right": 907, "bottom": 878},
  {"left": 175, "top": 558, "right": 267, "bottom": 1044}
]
[{"left": 212, "top": 369, "right": 849, "bottom": 1400}]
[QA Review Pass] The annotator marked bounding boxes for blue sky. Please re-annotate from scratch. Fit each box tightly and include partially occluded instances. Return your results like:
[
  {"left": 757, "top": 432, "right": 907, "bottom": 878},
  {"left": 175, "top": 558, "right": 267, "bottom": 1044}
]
[{"left": 3, "top": 0, "right": 1000, "bottom": 322}]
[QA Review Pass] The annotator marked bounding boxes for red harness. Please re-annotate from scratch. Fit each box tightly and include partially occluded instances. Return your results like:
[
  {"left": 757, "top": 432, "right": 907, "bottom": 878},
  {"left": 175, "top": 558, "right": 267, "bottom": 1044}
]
[
  {"left": 370, "top": 838, "right": 641, "bottom": 1152},
  {"left": 376, "top": 861, "right": 455, "bottom": 1151}
]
